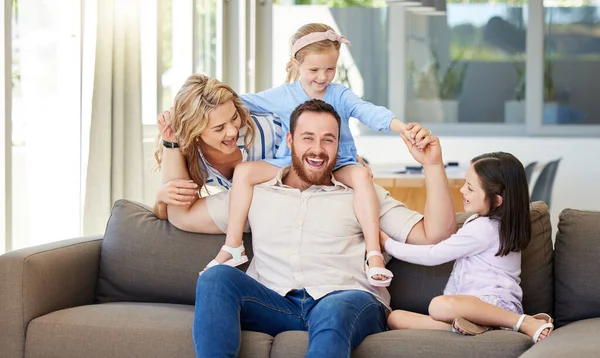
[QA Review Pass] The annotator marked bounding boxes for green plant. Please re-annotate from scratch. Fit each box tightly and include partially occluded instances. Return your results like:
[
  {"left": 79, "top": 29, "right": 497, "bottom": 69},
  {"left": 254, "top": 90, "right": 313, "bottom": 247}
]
[
  {"left": 512, "top": 6, "right": 559, "bottom": 102},
  {"left": 409, "top": 45, "right": 468, "bottom": 100},
  {"left": 513, "top": 58, "right": 557, "bottom": 102},
  {"left": 335, "top": 61, "right": 354, "bottom": 90},
  {"left": 512, "top": 61, "right": 526, "bottom": 101}
]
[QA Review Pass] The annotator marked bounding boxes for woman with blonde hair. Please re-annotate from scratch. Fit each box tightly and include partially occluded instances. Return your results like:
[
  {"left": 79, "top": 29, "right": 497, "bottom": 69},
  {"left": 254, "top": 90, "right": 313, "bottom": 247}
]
[{"left": 153, "top": 73, "right": 283, "bottom": 244}]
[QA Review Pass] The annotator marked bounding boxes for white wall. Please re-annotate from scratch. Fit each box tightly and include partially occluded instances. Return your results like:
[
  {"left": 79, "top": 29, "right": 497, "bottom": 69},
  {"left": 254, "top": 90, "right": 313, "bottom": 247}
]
[{"left": 355, "top": 135, "right": 600, "bottom": 239}]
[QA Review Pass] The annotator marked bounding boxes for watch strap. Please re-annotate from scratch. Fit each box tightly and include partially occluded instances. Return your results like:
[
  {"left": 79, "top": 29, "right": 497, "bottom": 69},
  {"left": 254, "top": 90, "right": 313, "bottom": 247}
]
[{"left": 162, "top": 140, "right": 180, "bottom": 148}]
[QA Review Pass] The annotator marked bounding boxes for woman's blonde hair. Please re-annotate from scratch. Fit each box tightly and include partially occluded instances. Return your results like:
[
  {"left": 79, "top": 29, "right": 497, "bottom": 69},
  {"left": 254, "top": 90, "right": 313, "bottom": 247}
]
[
  {"left": 154, "top": 74, "right": 255, "bottom": 192},
  {"left": 285, "top": 23, "right": 341, "bottom": 83}
]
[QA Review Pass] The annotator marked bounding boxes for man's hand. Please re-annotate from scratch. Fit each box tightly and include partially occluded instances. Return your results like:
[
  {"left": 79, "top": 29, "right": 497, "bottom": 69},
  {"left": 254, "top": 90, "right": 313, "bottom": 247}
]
[
  {"left": 400, "top": 123, "right": 442, "bottom": 167},
  {"left": 157, "top": 109, "right": 178, "bottom": 142}
]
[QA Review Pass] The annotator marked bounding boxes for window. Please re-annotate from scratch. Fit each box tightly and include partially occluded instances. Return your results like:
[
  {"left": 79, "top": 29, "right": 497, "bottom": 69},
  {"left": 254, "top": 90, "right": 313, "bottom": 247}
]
[
  {"left": 142, "top": 0, "right": 220, "bottom": 125},
  {"left": 266, "top": 0, "right": 600, "bottom": 137},
  {"left": 2, "top": 0, "right": 223, "bottom": 251},
  {"left": 542, "top": 0, "right": 600, "bottom": 126},
  {"left": 10, "top": 0, "right": 82, "bottom": 250},
  {"left": 194, "top": 0, "right": 219, "bottom": 77},
  {"left": 404, "top": 2, "right": 528, "bottom": 125}
]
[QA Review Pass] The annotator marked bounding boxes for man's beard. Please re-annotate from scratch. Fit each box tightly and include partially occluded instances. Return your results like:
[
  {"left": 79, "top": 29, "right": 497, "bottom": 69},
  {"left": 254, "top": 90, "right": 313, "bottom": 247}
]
[{"left": 291, "top": 146, "right": 335, "bottom": 186}]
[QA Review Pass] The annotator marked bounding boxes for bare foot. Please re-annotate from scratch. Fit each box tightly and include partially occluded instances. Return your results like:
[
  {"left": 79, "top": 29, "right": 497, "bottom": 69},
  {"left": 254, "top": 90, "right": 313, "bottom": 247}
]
[
  {"left": 367, "top": 254, "right": 387, "bottom": 281},
  {"left": 517, "top": 315, "right": 553, "bottom": 342}
]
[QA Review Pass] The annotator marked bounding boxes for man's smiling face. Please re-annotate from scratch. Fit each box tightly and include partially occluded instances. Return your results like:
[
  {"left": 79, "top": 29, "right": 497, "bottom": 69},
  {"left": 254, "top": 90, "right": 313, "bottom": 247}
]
[{"left": 288, "top": 111, "right": 339, "bottom": 186}]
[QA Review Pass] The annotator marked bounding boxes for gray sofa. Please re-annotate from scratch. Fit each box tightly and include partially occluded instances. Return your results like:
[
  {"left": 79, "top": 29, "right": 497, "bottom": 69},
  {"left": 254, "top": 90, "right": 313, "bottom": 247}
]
[{"left": 1, "top": 199, "right": 599, "bottom": 358}]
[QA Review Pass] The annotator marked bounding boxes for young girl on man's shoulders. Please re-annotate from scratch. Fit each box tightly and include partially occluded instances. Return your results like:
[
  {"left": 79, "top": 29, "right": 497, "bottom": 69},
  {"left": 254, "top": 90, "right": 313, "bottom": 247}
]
[{"left": 206, "top": 23, "right": 419, "bottom": 287}]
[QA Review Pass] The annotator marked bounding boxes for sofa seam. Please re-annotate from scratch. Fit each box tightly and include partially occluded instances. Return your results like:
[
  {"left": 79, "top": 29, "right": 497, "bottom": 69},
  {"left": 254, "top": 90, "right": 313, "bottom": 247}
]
[{"left": 18, "top": 238, "right": 103, "bottom": 261}]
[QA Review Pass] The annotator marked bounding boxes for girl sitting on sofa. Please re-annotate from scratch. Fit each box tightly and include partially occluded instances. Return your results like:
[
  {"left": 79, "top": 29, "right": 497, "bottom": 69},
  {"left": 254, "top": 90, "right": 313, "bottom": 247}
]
[{"left": 382, "top": 152, "right": 554, "bottom": 343}]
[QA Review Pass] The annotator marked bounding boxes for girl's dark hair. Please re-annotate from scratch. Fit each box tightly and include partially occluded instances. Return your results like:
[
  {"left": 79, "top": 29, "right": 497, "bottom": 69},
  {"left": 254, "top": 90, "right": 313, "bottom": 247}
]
[{"left": 471, "top": 152, "right": 531, "bottom": 256}]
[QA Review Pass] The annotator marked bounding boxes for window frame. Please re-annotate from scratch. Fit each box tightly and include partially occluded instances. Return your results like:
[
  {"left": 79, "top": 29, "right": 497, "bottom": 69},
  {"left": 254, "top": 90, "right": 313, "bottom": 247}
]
[
  {"left": 266, "top": 0, "right": 600, "bottom": 138},
  {"left": 1, "top": 0, "right": 12, "bottom": 253}
]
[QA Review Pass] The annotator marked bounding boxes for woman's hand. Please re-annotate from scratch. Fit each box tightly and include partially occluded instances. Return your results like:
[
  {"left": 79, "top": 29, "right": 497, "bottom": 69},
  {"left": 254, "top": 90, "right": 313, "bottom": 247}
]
[
  {"left": 157, "top": 179, "right": 199, "bottom": 206},
  {"left": 157, "top": 109, "right": 178, "bottom": 143},
  {"left": 400, "top": 123, "right": 442, "bottom": 167}
]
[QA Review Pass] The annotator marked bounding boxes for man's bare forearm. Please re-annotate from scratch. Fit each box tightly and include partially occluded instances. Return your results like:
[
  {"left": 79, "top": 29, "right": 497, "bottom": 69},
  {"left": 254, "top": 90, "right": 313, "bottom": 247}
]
[{"left": 422, "top": 163, "right": 456, "bottom": 243}]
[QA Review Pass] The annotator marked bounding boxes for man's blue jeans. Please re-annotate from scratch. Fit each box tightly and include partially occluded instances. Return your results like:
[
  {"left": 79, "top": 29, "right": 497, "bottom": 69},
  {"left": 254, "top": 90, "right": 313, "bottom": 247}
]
[{"left": 193, "top": 265, "right": 386, "bottom": 358}]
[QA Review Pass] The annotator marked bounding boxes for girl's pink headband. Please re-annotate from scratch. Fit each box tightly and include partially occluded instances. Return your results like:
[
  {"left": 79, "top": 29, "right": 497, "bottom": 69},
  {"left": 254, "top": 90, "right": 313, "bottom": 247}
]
[{"left": 291, "top": 29, "right": 352, "bottom": 57}]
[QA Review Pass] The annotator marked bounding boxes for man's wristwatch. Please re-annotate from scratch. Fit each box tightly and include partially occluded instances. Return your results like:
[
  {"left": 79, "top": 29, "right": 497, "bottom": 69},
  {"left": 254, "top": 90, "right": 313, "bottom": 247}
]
[{"left": 162, "top": 140, "right": 180, "bottom": 149}]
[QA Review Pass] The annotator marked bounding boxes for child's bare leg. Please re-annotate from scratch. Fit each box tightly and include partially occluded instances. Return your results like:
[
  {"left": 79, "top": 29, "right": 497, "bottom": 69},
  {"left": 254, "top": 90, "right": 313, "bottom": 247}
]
[
  {"left": 334, "top": 165, "right": 385, "bottom": 281},
  {"left": 211, "top": 161, "right": 280, "bottom": 265},
  {"left": 388, "top": 309, "right": 452, "bottom": 331},
  {"left": 428, "top": 295, "right": 552, "bottom": 341}
]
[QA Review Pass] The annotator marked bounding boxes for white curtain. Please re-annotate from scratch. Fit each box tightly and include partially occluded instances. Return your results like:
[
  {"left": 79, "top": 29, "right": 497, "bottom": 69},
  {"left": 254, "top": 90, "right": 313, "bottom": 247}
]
[{"left": 83, "top": 0, "right": 144, "bottom": 235}]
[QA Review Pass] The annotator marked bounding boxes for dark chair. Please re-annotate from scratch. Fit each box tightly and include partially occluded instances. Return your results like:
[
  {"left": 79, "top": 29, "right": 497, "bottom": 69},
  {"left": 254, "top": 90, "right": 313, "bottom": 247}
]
[
  {"left": 524, "top": 161, "right": 538, "bottom": 186},
  {"left": 531, "top": 158, "right": 561, "bottom": 209}
]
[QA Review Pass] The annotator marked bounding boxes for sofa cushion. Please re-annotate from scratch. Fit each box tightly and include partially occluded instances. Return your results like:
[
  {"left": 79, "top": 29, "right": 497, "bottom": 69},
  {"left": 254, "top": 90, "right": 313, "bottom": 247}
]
[
  {"left": 96, "top": 199, "right": 253, "bottom": 305},
  {"left": 521, "top": 201, "right": 554, "bottom": 316},
  {"left": 25, "top": 303, "right": 272, "bottom": 358},
  {"left": 269, "top": 329, "right": 532, "bottom": 358},
  {"left": 554, "top": 209, "right": 600, "bottom": 328},
  {"left": 520, "top": 318, "right": 600, "bottom": 358},
  {"left": 388, "top": 201, "right": 554, "bottom": 316}
]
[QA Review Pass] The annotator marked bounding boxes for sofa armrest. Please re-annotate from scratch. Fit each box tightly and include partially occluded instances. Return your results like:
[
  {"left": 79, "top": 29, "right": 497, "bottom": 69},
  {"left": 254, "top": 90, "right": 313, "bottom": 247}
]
[{"left": 0, "top": 236, "right": 103, "bottom": 358}]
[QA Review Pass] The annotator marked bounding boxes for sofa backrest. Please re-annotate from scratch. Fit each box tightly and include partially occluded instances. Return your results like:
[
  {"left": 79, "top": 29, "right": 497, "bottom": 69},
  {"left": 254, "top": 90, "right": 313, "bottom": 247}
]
[
  {"left": 554, "top": 208, "right": 600, "bottom": 328},
  {"left": 388, "top": 201, "right": 554, "bottom": 317},
  {"left": 96, "top": 199, "right": 253, "bottom": 305},
  {"left": 98, "top": 199, "right": 554, "bottom": 315}
]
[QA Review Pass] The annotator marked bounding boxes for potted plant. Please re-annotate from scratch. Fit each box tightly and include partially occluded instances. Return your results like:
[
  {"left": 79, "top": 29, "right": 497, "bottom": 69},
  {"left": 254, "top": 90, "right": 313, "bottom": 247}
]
[
  {"left": 408, "top": 45, "right": 468, "bottom": 123},
  {"left": 504, "top": 58, "right": 527, "bottom": 124},
  {"left": 505, "top": 49, "right": 586, "bottom": 124},
  {"left": 504, "top": 7, "right": 584, "bottom": 124}
]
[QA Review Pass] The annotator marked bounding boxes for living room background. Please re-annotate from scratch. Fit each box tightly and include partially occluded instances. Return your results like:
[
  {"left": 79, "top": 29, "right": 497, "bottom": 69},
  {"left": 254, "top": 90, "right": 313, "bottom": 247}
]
[{"left": 2, "top": 0, "right": 600, "bottom": 254}]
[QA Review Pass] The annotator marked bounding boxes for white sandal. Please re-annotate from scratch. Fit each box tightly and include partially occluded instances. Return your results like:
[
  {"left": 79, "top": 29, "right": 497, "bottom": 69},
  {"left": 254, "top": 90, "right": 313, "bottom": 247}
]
[
  {"left": 200, "top": 242, "right": 249, "bottom": 276},
  {"left": 364, "top": 251, "right": 393, "bottom": 287},
  {"left": 513, "top": 313, "right": 554, "bottom": 343}
]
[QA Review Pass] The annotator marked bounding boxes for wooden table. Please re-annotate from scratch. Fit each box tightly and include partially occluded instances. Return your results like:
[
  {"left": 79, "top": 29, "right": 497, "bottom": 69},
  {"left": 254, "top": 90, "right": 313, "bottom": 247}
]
[{"left": 372, "top": 165, "right": 466, "bottom": 214}]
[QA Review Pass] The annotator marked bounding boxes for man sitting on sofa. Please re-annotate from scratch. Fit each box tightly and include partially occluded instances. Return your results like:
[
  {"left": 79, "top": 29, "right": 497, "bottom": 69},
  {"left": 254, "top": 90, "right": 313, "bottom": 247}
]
[{"left": 183, "top": 99, "right": 457, "bottom": 357}]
